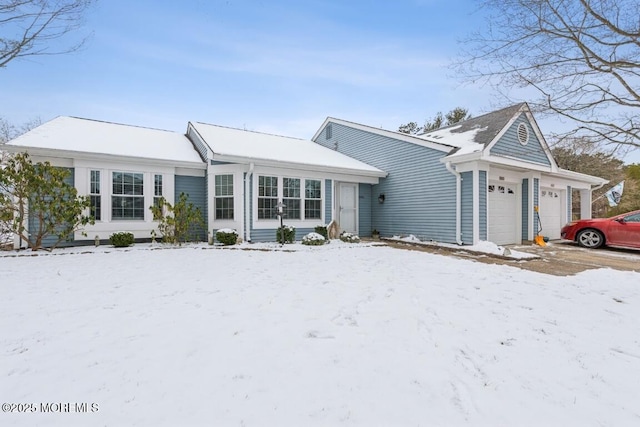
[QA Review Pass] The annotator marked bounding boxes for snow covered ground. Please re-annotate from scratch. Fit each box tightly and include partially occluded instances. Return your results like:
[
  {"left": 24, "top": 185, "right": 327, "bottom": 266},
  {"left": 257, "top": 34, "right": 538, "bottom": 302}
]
[{"left": 2, "top": 242, "right": 640, "bottom": 426}]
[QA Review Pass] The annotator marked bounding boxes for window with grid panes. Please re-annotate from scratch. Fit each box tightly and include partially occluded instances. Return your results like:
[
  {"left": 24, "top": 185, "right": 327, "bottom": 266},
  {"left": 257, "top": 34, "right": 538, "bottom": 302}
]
[
  {"left": 89, "top": 170, "right": 101, "bottom": 221},
  {"left": 112, "top": 172, "right": 144, "bottom": 220},
  {"left": 258, "top": 176, "right": 278, "bottom": 219},
  {"left": 283, "top": 177, "right": 301, "bottom": 219},
  {"left": 153, "top": 174, "right": 163, "bottom": 208},
  {"left": 215, "top": 174, "right": 234, "bottom": 219},
  {"left": 304, "top": 179, "right": 322, "bottom": 219}
]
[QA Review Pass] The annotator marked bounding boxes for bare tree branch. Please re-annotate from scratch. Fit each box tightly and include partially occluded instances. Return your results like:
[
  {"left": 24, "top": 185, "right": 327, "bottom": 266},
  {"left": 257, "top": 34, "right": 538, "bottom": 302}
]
[
  {"left": 453, "top": 0, "right": 640, "bottom": 150},
  {"left": 0, "top": 0, "right": 94, "bottom": 68}
]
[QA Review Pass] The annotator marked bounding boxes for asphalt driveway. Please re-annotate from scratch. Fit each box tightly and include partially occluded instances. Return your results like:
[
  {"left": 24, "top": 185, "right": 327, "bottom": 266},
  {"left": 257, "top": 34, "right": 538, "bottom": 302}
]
[
  {"left": 385, "top": 239, "right": 640, "bottom": 276},
  {"left": 511, "top": 240, "right": 640, "bottom": 276}
]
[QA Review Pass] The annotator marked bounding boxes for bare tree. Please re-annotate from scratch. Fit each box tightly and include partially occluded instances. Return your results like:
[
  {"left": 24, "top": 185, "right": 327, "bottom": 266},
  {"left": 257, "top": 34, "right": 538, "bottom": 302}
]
[
  {"left": 0, "top": 0, "right": 94, "bottom": 68},
  {"left": 399, "top": 107, "right": 471, "bottom": 135},
  {"left": 0, "top": 116, "right": 41, "bottom": 166},
  {"left": 454, "top": 0, "right": 640, "bottom": 150}
]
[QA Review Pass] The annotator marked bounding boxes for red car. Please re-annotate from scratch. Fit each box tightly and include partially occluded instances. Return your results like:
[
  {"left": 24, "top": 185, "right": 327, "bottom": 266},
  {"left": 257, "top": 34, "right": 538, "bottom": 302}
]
[{"left": 561, "top": 210, "right": 640, "bottom": 249}]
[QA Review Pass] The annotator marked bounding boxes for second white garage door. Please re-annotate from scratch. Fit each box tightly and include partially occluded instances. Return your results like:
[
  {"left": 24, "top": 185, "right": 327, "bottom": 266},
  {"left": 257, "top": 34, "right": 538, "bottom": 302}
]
[
  {"left": 488, "top": 182, "right": 518, "bottom": 245},
  {"left": 539, "top": 188, "right": 563, "bottom": 240}
]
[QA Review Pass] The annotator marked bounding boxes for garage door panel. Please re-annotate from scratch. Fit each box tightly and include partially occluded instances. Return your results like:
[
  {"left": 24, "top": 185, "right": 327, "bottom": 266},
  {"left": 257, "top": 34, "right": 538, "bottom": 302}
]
[
  {"left": 489, "top": 182, "right": 518, "bottom": 245},
  {"left": 540, "top": 188, "right": 563, "bottom": 240}
]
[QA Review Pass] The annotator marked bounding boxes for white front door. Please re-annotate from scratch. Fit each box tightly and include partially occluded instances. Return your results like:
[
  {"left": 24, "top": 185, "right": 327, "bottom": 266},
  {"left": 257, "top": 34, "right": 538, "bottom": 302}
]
[{"left": 339, "top": 183, "right": 357, "bottom": 234}]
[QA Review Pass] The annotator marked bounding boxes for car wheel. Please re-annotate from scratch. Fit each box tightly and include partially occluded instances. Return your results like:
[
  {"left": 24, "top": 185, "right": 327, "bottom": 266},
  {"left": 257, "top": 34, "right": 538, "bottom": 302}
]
[{"left": 576, "top": 229, "right": 605, "bottom": 249}]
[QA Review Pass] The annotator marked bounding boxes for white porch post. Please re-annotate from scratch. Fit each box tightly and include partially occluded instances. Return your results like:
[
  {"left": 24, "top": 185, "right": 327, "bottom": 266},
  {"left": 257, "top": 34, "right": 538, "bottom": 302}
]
[
  {"left": 580, "top": 189, "right": 592, "bottom": 219},
  {"left": 472, "top": 168, "right": 480, "bottom": 244}
]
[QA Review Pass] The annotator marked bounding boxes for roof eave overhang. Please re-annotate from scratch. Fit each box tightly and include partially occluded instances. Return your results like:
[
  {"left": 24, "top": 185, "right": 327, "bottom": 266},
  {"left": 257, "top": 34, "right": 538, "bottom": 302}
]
[
  {"left": 3, "top": 145, "right": 207, "bottom": 169},
  {"left": 212, "top": 153, "right": 387, "bottom": 181},
  {"left": 553, "top": 168, "right": 608, "bottom": 186},
  {"left": 439, "top": 151, "right": 483, "bottom": 164}
]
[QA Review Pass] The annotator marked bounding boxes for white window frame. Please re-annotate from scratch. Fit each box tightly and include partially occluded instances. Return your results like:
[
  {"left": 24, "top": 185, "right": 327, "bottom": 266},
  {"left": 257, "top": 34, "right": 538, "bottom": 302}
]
[
  {"left": 215, "top": 174, "right": 235, "bottom": 220},
  {"left": 89, "top": 169, "right": 102, "bottom": 221},
  {"left": 254, "top": 173, "right": 324, "bottom": 228},
  {"left": 154, "top": 174, "right": 163, "bottom": 208},
  {"left": 304, "top": 179, "right": 322, "bottom": 220},
  {"left": 111, "top": 171, "right": 145, "bottom": 221}
]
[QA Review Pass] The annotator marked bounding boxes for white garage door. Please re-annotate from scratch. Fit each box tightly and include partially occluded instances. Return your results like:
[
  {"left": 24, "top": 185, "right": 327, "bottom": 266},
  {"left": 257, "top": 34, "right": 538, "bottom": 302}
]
[
  {"left": 539, "top": 188, "right": 563, "bottom": 240},
  {"left": 488, "top": 182, "right": 518, "bottom": 245}
]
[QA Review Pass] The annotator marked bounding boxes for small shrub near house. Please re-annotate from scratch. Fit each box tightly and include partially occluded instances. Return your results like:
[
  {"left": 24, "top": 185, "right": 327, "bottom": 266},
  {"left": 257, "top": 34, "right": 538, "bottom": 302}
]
[
  {"left": 302, "top": 232, "right": 326, "bottom": 246},
  {"left": 314, "top": 225, "right": 328, "bottom": 240},
  {"left": 109, "top": 231, "right": 135, "bottom": 248},
  {"left": 340, "top": 231, "right": 360, "bottom": 243},
  {"left": 216, "top": 228, "right": 238, "bottom": 246},
  {"left": 276, "top": 225, "right": 295, "bottom": 244},
  {"left": 149, "top": 193, "right": 205, "bottom": 245}
]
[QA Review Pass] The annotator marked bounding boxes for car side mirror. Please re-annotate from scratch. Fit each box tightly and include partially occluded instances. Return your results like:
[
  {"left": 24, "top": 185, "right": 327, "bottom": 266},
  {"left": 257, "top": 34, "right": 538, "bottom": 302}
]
[{"left": 616, "top": 217, "right": 626, "bottom": 223}]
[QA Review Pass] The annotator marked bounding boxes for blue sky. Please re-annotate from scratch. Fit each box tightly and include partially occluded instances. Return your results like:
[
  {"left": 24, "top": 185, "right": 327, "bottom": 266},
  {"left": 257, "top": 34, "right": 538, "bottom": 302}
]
[{"left": 2, "top": 0, "right": 639, "bottom": 163}]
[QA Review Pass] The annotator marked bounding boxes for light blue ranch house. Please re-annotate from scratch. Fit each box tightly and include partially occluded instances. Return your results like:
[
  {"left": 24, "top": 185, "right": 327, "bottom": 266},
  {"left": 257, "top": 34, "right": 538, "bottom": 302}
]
[{"left": 4, "top": 103, "right": 605, "bottom": 248}]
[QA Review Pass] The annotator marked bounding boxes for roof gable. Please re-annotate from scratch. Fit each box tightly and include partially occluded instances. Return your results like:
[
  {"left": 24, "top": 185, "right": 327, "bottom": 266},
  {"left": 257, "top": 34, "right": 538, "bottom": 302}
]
[
  {"left": 488, "top": 113, "right": 553, "bottom": 167},
  {"left": 5, "top": 116, "right": 205, "bottom": 164}
]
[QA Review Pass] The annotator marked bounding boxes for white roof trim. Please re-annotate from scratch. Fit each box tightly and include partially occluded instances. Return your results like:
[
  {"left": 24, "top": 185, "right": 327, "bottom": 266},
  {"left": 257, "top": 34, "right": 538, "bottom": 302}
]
[
  {"left": 3, "top": 145, "right": 207, "bottom": 169},
  {"left": 212, "top": 153, "right": 387, "bottom": 179}
]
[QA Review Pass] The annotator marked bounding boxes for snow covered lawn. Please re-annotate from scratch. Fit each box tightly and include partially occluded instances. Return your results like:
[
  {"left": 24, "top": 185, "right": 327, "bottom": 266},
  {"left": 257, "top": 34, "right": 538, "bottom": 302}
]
[{"left": 2, "top": 243, "right": 640, "bottom": 426}]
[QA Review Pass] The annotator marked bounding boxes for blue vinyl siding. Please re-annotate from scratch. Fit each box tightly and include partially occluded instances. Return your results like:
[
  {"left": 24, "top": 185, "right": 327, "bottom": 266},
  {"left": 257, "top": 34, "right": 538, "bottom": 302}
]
[
  {"left": 175, "top": 175, "right": 207, "bottom": 241},
  {"left": 325, "top": 179, "right": 332, "bottom": 223},
  {"left": 29, "top": 168, "right": 75, "bottom": 248},
  {"left": 490, "top": 115, "right": 551, "bottom": 166},
  {"left": 460, "top": 172, "right": 473, "bottom": 244},
  {"left": 479, "top": 171, "right": 487, "bottom": 240},
  {"left": 249, "top": 227, "right": 316, "bottom": 243},
  {"left": 315, "top": 123, "right": 457, "bottom": 243},
  {"left": 359, "top": 183, "right": 372, "bottom": 237},
  {"left": 533, "top": 178, "right": 539, "bottom": 237},
  {"left": 186, "top": 126, "right": 208, "bottom": 161},
  {"left": 522, "top": 178, "right": 529, "bottom": 240}
]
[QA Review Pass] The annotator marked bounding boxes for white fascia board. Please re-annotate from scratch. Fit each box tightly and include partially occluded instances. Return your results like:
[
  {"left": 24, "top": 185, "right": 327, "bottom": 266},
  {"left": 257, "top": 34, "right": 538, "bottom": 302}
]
[
  {"left": 480, "top": 154, "right": 554, "bottom": 173},
  {"left": 313, "top": 117, "right": 453, "bottom": 153},
  {"left": 553, "top": 168, "right": 608, "bottom": 186},
  {"left": 4, "top": 146, "right": 207, "bottom": 170},
  {"left": 311, "top": 117, "right": 332, "bottom": 141},
  {"left": 212, "top": 154, "right": 387, "bottom": 180},
  {"left": 440, "top": 151, "right": 482, "bottom": 164},
  {"left": 523, "top": 110, "right": 559, "bottom": 171}
]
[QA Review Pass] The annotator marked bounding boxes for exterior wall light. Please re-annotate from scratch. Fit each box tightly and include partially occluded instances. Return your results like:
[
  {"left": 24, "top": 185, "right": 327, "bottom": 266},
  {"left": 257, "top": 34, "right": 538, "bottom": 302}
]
[{"left": 378, "top": 194, "right": 385, "bottom": 204}]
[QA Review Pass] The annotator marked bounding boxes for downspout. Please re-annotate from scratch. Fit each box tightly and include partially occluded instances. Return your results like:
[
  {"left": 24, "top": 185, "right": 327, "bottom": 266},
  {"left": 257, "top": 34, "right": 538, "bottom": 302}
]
[
  {"left": 445, "top": 161, "right": 463, "bottom": 245},
  {"left": 244, "top": 162, "right": 254, "bottom": 242}
]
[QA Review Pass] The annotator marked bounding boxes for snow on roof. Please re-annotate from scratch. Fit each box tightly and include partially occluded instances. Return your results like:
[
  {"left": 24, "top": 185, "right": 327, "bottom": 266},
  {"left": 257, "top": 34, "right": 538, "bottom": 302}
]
[
  {"left": 6, "top": 116, "right": 204, "bottom": 164},
  {"left": 191, "top": 122, "right": 385, "bottom": 176},
  {"left": 417, "top": 125, "right": 487, "bottom": 155}
]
